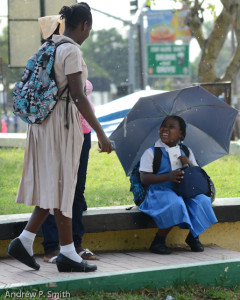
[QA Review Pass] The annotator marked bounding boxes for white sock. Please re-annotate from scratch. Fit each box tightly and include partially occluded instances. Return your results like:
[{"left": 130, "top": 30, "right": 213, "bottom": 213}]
[
  {"left": 19, "top": 230, "right": 36, "bottom": 256},
  {"left": 60, "top": 243, "right": 83, "bottom": 263}
]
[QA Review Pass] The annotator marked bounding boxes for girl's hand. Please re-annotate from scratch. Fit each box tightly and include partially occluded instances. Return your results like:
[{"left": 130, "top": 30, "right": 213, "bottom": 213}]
[
  {"left": 168, "top": 169, "right": 184, "bottom": 183},
  {"left": 97, "top": 132, "right": 112, "bottom": 154},
  {"left": 178, "top": 155, "right": 192, "bottom": 167}
]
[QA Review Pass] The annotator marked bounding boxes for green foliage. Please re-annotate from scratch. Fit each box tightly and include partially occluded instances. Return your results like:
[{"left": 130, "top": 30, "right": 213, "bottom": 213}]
[
  {"left": 203, "top": 154, "right": 240, "bottom": 198},
  {"left": 0, "top": 147, "right": 33, "bottom": 214},
  {"left": 0, "top": 145, "right": 240, "bottom": 215},
  {"left": 81, "top": 28, "right": 129, "bottom": 86}
]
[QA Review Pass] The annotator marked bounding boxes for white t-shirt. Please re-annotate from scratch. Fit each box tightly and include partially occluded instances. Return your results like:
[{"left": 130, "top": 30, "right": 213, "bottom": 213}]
[{"left": 139, "top": 139, "right": 198, "bottom": 173}]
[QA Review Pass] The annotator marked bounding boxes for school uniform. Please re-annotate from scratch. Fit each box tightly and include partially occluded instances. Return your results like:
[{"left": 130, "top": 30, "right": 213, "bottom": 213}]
[
  {"left": 16, "top": 35, "right": 87, "bottom": 219},
  {"left": 139, "top": 139, "right": 218, "bottom": 237}
]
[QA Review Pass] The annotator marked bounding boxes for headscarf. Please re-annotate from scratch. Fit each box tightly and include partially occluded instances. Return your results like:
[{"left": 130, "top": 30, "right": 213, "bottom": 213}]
[{"left": 38, "top": 15, "right": 65, "bottom": 39}]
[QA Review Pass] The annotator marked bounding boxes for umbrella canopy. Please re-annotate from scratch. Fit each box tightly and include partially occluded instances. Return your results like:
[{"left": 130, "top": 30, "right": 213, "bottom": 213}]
[
  {"left": 91, "top": 90, "right": 164, "bottom": 141},
  {"left": 109, "top": 85, "right": 238, "bottom": 176}
]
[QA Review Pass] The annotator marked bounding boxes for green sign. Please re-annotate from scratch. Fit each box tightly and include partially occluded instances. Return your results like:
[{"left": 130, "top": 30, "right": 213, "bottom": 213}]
[{"left": 147, "top": 44, "right": 190, "bottom": 76}]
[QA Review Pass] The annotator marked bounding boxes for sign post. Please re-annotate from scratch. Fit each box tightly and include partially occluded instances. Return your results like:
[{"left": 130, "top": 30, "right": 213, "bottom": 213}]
[{"left": 147, "top": 44, "right": 190, "bottom": 77}]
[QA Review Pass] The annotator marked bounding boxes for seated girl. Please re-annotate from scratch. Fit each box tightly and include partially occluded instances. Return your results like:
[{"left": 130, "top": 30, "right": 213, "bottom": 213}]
[{"left": 139, "top": 115, "right": 218, "bottom": 254}]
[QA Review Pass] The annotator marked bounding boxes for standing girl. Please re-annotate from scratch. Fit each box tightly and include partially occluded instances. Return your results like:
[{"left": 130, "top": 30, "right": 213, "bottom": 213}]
[
  {"left": 8, "top": 3, "right": 112, "bottom": 272},
  {"left": 139, "top": 115, "right": 217, "bottom": 254}
]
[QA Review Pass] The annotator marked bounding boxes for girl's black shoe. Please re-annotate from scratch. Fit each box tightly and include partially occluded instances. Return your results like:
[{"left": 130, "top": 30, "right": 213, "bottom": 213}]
[
  {"left": 56, "top": 253, "right": 97, "bottom": 272},
  {"left": 185, "top": 232, "right": 204, "bottom": 252},
  {"left": 150, "top": 233, "right": 172, "bottom": 254},
  {"left": 7, "top": 238, "right": 40, "bottom": 270}
]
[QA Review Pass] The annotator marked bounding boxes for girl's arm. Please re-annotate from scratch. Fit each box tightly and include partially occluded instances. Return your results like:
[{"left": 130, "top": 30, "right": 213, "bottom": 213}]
[
  {"left": 140, "top": 169, "right": 184, "bottom": 185},
  {"left": 67, "top": 72, "right": 112, "bottom": 153},
  {"left": 178, "top": 155, "right": 194, "bottom": 167}
]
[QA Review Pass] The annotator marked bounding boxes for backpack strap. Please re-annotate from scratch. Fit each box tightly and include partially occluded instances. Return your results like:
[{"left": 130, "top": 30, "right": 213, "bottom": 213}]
[
  {"left": 152, "top": 145, "right": 189, "bottom": 174},
  {"left": 152, "top": 147, "right": 162, "bottom": 174},
  {"left": 180, "top": 144, "right": 190, "bottom": 157},
  {"left": 54, "top": 40, "right": 74, "bottom": 129}
]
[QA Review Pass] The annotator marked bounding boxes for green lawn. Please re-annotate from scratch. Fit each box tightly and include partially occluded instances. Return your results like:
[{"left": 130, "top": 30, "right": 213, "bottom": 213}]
[{"left": 0, "top": 144, "right": 240, "bottom": 215}]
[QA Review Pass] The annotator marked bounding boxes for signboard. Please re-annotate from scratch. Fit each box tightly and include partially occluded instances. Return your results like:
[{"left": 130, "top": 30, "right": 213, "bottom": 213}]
[
  {"left": 146, "top": 10, "right": 191, "bottom": 43},
  {"left": 147, "top": 44, "right": 190, "bottom": 77},
  {"left": 8, "top": 0, "right": 77, "bottom": 67}
]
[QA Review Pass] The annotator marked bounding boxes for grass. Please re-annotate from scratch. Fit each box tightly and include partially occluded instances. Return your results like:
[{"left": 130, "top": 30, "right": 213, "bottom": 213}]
[
  {"left": 1, "top": 284, "right": 240, "bottom": 299},
  {"left": 73, "top": 285, "right": 240, "bottom": 299},
  {"left": 0, "top": 144, "right": 240, "bottom": 214},
  {"left": 0, "top": 146, "right": 240, "bottom": 298}
]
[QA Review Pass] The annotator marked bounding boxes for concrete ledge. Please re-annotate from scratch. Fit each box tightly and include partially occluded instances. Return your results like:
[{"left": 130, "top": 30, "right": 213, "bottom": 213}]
[
  {"left": 0, "top": 133, "right": 27, "bottom": 148},
  {"left": 0, "top": 198, "right": 240, "bottom": 241},
  {"left": 0, "top": 198, "right": 240, "bottom": 257}
]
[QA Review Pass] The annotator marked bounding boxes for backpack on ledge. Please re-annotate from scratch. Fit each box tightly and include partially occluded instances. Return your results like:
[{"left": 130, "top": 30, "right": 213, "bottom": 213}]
[
  {"left": 130, "top": 147, "right": 162, "bottom": 206},
  {"left": 129, "top": 145, "right": 215, "bottom": 206},
  {"left": 13, "top": 39, "right": 71, "bottom": 125}
]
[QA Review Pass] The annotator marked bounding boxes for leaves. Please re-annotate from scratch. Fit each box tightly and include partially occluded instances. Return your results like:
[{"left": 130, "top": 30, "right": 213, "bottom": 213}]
[{"left": 81, "top": 28, "right": 129, "bottom": 86}]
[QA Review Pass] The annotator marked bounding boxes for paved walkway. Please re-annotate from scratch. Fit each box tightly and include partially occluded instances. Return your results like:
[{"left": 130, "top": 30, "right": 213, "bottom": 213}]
[{"left": 0, "top": 246, "right": 240, "bottom": 288}]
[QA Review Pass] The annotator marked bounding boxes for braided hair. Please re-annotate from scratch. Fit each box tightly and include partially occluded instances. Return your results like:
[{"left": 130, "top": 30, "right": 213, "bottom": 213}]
[
  {"left": 59, "top": 2, "right": 92, "bottom": 29},
  {"left": 161, "top": 115, "right": 187, "bottom": 142}
]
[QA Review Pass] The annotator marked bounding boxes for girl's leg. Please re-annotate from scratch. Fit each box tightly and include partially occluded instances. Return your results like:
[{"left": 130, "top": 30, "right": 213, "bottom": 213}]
[
  {"left": 157, "top": 227, "right": 172, "bottom": 237},
  {"left": 7, "top": 206, "right": 49, "bottom": 270},
  {"left": 150, "top": 227, "right": 173, "bottom": 255},
  {"left": 25, "top": 206, "right": 50, "bottom": 233},
  {"left": 17, "top": 206, "right": 50, "bottom": 256},
  {"left": 53, "top": 209, "right": 83, "bottom": 263},
  {"left": 53, "top": 209, "right": 97, "bottom": 272},
  {"left": 54, "top": 209, "right": 73, "bottom": 246}
]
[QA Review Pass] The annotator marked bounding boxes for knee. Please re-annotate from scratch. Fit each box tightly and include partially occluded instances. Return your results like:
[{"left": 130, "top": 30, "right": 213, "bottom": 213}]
[{"left": 194, "top": 194, "right": 211, "bottom": 206}]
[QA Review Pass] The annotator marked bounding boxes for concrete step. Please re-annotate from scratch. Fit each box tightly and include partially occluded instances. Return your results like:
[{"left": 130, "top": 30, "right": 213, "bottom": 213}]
[{"left": 0, "top": 246, "right": 240, "bottom": 296}]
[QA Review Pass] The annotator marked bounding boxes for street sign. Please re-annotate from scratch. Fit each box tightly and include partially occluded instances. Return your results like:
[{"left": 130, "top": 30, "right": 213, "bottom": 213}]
[{"left": 147, "top": 44, "right": 190, "bottom": 77}]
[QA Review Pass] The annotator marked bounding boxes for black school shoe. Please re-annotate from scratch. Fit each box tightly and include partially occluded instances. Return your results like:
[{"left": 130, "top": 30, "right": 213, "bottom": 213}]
[
  {"left": 7, "top": 238, "right": 40, "bottom": 270},
  {"left": 185, "top": 232, "right": 204, "bottom": 252},
  {"left": 56, "top": 253, "right": 97, "bottom": 272},
  {"left": 149, "top": 234, "right": 172, "bottom": 255}
]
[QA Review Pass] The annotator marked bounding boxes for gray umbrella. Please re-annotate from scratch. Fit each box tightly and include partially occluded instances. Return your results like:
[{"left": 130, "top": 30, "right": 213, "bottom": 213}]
[{"left": 109, "top": 86, "right": 238, "bottom": 176}]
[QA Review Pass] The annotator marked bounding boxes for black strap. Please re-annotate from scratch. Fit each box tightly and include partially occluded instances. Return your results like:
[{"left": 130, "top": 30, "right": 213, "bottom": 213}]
[
  {"left": 180, "top": 144, "right": 190, "bottom": 157},
  {"left": 65, "top": 89, "right": 70, "bottom": 129},
  {"left": 53, "top": 40, "right": 73, "bottom": 130},
  {"left": 152, "top": 144, "right": 189, "bottom": 174},
  {"left": 152, "top": 147, "right": 162, "bottom": 174}
]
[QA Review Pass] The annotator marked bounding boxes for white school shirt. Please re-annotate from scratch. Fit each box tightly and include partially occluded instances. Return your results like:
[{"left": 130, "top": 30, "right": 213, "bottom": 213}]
[{"left": 139, "top": 139, "right": 198, "bottom": 173}]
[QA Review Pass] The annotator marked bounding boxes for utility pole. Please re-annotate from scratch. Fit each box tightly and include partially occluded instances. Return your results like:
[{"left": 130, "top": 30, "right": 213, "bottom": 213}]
[
  {"left": 40, "top": 0, "right": 45, "bottom": 17},
  {"left": 132, "top": 1, "right": 148, "bottom": 90}
]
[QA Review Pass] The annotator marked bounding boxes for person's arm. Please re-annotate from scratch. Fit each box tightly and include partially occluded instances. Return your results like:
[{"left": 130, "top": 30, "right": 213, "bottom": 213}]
[
  {"left": 178, "top": 155, "right": 194, "bottom": 167},
  {"left": 67, "top": 72, "right": 112, "bottom": 153},
  {"left": 140, "top": 169, "right": 184, "bottom": 185},
  {"left": 178, "top": 147, "right": 198, "bottom": 167}
]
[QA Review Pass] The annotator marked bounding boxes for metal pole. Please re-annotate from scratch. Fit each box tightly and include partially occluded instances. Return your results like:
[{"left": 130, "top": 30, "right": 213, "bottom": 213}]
[
  {"left": 128, "top": 25, "right": 135, "bottom": 93},
  {"left": 40, "top": 0, "right": 45, "bottom": 17},
  {"left": 139, "top": 13, "right": 147, "bottom": 89},
  {"left": 137, "top": 24, "right": 144, "bottom": 90}
]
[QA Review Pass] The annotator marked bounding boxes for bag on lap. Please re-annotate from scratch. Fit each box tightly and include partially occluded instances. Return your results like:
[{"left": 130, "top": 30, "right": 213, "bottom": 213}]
[
  {"left": 13, "top": 39, "right": 71, "bottom": 124},
  {"left": 174, "top": 166, "right": 215, "bottom": 202}
]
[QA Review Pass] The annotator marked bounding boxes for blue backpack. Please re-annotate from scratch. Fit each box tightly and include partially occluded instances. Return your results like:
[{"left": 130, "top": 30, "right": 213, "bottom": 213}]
[{"left": 13, "top": 39, "right": 71, "bottom": 125}]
